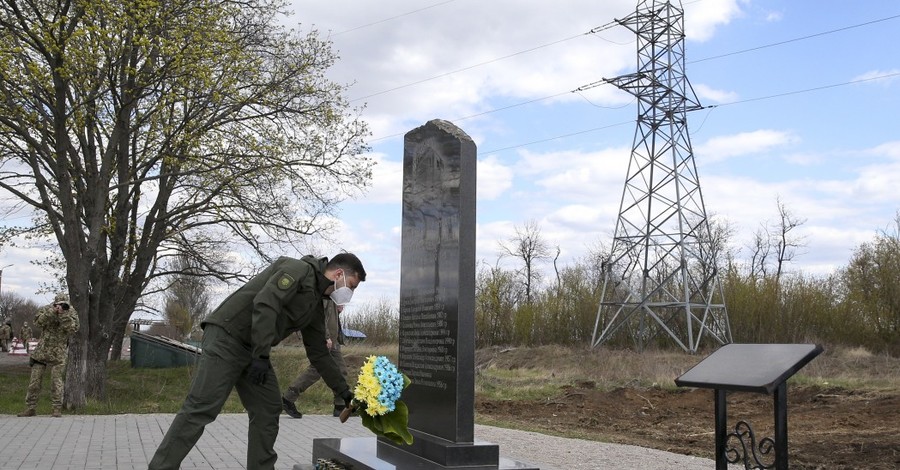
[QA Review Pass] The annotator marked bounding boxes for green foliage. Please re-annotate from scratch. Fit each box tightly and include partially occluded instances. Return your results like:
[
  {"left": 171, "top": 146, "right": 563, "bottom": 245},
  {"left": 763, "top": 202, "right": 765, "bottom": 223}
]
[
  {"left": 359, "top": 399, "right": 413, "bottom": 445},
  {"left": 0, "top": 0, "right": 370, "bottom": 405},
  {"left": 475, "top": 264, "right": 520, "bottom": 346},
  {"left": 840, "top": 214, "right": 900, "bottom": 353},
  {"left": 724, "top": 268, "right": 845, "bottom": 344},
  {"left": 465, "top": 212, "right": 900, "bottom": 354},
  {"left": 163, "top": 301, "right": 193, "bottom": 340},
  {"left": 163, "top": 253, "right": 213, "bottom": 340},
  {"left": 356, "top": 373, "right": 413, "bottom": 446},
  {"left": 474, "top": 259, "right": 601, "bottom": 347}
]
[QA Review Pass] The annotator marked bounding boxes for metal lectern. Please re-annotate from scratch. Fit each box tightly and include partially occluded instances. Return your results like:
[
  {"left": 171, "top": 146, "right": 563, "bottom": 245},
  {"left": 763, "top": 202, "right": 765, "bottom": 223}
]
[{"left": 675, "top": 343, "right": 823, "bottom": 470}]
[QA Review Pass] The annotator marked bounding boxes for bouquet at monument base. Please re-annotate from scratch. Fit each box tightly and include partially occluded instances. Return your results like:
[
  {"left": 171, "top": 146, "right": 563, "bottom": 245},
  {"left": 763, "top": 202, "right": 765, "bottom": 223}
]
[{"left": 340, "top": 355, "right": 413, "bottom": 445}]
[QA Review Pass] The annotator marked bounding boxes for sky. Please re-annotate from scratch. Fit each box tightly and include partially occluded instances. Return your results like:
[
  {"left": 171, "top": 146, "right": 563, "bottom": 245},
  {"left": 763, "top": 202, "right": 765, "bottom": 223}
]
[{"left": 2, "top": 0, "right": 899, "bottom": 315}]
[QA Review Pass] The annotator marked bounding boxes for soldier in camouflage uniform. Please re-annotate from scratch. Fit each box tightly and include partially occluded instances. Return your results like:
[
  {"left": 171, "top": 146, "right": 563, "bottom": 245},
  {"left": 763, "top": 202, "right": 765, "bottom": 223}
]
[
  {"left": 281, "top": 299, "right": 350, "bottom": 418},
  {"left": 17, "top": 293, "right": 79, "bottom": 418},
  {"left": 149, "top": 253, "right": 365, "bottom": 470},
  {"left": 0, "top": 321, "right": 11, "bottom": 352},
  {"left": 20, "top": 321, "right": 32, "bottom": 352}
]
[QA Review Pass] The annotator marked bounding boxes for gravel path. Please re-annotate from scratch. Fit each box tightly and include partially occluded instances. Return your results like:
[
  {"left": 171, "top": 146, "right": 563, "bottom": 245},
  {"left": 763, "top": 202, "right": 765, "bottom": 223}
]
[{"left": 475, "top": 423, "right": 722, "bottom": 470}]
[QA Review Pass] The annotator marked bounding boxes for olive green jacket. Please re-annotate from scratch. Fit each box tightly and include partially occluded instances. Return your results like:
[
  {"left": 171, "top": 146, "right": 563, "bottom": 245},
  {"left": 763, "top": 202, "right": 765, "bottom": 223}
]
[
  {"left": 31, "top": 305, "right": 79, "bottom": 365},
  {"left": 324, "top": 300, "right": 344, "bottom": 350},
  {"left": 203, "top": 255, "right": 347, "bottom": 394}
]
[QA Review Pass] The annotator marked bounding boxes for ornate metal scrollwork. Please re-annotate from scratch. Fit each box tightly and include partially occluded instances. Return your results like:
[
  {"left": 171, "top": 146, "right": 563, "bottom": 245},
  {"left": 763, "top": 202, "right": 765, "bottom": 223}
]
[
  {"left": 724, "top": 420, "right": 777, "bottom": 469},
  {"left": 314, "top": 458, "right": 351, "bottom": 470}
]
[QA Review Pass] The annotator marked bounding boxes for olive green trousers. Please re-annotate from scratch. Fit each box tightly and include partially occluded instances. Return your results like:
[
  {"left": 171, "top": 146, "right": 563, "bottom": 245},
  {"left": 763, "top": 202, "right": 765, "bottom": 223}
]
[
  {"left": 283, "top": 345, "right": 348, "bottom": 407},
  {"left": 148, "top": 324, "right": 281, "bottom": 470}
]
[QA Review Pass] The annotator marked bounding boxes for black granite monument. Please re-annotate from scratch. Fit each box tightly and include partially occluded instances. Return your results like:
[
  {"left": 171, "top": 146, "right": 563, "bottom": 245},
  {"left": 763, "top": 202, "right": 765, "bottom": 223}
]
[{"left": 305, "top": 120, "right": 538, "bottom": 469}]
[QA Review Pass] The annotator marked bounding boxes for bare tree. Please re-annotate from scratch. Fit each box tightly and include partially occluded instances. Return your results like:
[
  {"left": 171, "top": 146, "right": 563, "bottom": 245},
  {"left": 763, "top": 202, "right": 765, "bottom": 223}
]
[
  {"left": 499, "top": 220, "right": 551, "bottom": 304},
  {"left": 0, "top": 292, "right": 40, "bottom": 341},
  {"left": 772, "top": 197, "right": 807, "bottom": 282},
  {"left": 162, "top": 253, "right": 212, "bottom": 340},
  {"left": 585, "top": 239, "right": 612, "bottom": 290},
  {"left": 0, "top": 0, "right": 370, "bottom": 406},
  {"left": 552, "top": 246, "right": 562, "bottom": 292},
  {"left": 746, "top": 225, "right": 771, "bottom": 280}
]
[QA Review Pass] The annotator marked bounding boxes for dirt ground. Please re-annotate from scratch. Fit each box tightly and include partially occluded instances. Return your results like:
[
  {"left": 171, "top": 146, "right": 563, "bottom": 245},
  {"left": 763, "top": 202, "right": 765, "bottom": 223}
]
[{"left": 474, "top": 349, "right": 900, "bottom": 470}]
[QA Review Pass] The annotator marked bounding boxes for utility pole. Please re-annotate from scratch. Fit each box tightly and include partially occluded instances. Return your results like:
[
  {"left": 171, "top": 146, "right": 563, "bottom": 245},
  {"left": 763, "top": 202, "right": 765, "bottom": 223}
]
[{"left": 587, "top": 0, "right": 731, "bottom": 352}]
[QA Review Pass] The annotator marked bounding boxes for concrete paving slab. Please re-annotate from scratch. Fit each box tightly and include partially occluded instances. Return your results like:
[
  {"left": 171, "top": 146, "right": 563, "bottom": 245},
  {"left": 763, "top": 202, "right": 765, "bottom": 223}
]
[{"left": 0, "top": 413, "right": 722, "bottom": 469}]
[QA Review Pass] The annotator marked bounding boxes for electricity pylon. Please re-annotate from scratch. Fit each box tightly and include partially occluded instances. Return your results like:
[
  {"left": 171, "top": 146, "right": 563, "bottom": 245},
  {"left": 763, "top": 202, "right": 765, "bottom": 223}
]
[{"left": 587, "top": 0, "right": 731, "bottom": 353}]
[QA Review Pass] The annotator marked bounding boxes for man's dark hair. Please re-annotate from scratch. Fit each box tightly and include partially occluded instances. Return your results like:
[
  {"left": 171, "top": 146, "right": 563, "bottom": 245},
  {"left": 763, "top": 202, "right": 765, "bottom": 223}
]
[{"left": 327, "top": 252, "right": 366, "bottom": 282}]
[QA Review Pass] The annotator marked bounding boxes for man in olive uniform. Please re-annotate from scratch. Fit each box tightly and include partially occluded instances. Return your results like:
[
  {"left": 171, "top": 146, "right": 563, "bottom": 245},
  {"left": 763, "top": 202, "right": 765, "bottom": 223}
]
[
  {"left": 149, "top": 253, "right": 366, "bottom": 470},
  {"left": 18, "top": 293, "right": 79, "bottom": 417},
  {"left": 0, "top": 321, "right": 11, "bottom": 352},
  {"left": 281, "top": 299, "right": 350, "bottom": 418},
  {"left": 20, "top": 321, "right": 32, "bottom": 352}
]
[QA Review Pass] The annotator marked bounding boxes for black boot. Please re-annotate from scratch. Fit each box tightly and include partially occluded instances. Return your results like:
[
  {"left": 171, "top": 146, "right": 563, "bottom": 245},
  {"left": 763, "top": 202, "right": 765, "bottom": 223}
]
[{"left": 282, "top": 396, "right": 303, "bottom": 419}]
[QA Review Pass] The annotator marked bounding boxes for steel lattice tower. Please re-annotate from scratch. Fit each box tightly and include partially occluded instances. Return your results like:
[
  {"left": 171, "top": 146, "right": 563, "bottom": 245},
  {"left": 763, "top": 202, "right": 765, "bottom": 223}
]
[{"left": 589, "top": 0, "right": 731, "bottom": 352}]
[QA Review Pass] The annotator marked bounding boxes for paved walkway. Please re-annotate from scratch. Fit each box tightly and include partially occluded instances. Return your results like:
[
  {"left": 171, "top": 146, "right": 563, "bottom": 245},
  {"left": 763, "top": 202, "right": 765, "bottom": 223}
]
[{"left": 0, "top": 412, "right": 723, "bottom": 470}]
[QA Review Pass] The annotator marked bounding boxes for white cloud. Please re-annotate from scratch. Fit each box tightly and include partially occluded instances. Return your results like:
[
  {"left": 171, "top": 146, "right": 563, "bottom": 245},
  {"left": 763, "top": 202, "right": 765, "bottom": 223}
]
[
  {"left": 683, "top": 0, "right": 744, "bottom": 42},
  {"left": 851, "top": 69, "right": 900, "bottom": 86},
  {"left": 350, "top": 153, "right": 402, "bottom": 204},
  {"left": 289, "top": 0, "right": 745, "bottom": 137},
  {"left": 850, "top": 160, "right": 900, "bottom": 203},
  {"left": 476, "top": 156, "right": 514, "bottom": 200},
  {"left": 764, "top": 11, "right": 784, "bottom": 23},
  {"left": 868, "top": 140, "right": 900, "bottom": 158},
  {"left": 695, "top": 129, "right": 799, "bottom": 162},
  {"left": 693, "top": 83, "right": 739, "bottom": 104}
]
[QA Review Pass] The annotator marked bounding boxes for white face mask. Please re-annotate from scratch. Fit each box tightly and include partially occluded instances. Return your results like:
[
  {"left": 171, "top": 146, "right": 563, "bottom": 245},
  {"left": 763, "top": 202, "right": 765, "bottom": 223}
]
[{"left": 330, "top": 272, "right": 354, "bottom": 305}]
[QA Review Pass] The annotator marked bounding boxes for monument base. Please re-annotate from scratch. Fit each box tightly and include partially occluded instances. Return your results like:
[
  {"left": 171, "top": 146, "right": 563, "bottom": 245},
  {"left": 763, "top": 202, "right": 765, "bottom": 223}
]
[{"left": 296, "top": 437, "right": 540, "bottom": 470}]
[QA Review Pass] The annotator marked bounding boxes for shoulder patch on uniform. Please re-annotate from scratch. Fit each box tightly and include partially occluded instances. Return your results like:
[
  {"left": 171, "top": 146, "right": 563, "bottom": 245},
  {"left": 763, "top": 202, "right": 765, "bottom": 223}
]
[{"left": 277, "top": 273, "right": 295, "bottom": 290}]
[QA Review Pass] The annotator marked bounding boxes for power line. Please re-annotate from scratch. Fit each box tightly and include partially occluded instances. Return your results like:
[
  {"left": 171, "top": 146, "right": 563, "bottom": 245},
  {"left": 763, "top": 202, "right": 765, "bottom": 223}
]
[
  {"left": 690, "top": 13, "right": 900, "bottom": 64},
  {"left": 350, "top": 32, "right": 590, "bottom": 103},
  {"left": 481, "top": 120, "right": 634, "bottom": 156},
  {"left": 369, "top": 91, "right": 572, "bottom": 143},
  {"left": 369, "top": 69, "right": 900, "bottom": 149},
  {"left": 361, "top": 13, "right": 900, "bottom": 150},
  {"left": 477, "top": 70, "right": 900, "bottom": 156},
  {"left": 331, "top": 1, "right": 458, "bottom": 37},
  {"left": 352, "top": 12, "right": 900, "bottom": 104},
  {"left": 706, "top": 70, "right": 900, "bottom": 108}
]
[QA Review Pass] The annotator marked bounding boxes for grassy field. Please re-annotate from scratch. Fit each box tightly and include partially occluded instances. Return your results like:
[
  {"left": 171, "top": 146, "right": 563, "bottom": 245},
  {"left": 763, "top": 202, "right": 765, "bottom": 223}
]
[
  {"left": 0, "top": 344, "right": 399, "bottom": 416},
  {"left": 1, "top": 343, "right": 896, "bottom": 416}
]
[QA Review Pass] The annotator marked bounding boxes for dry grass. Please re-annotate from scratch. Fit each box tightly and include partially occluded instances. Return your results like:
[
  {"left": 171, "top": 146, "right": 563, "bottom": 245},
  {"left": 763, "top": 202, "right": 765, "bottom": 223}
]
[
  {"left": 474, "top": 344, "right": 900, "bottom": 400},
  {"left": 791, "top": 344, "right": 900, "bottom": 389},
  {"left": 1, "top": 342, "right": 894, "bottom": 417}
]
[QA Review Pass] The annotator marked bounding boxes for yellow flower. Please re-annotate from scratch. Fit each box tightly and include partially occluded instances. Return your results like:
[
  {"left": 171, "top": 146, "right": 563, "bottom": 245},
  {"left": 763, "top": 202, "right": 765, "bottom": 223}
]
[{"left": 353, "top": 355, "right": 387, "bottom": 416}]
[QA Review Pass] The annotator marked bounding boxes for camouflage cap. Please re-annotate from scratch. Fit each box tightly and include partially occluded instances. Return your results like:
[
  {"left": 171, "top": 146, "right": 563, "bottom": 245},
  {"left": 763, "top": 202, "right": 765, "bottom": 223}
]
[{"left": 54, "top": 293, "right": 69, "bottom": 304}]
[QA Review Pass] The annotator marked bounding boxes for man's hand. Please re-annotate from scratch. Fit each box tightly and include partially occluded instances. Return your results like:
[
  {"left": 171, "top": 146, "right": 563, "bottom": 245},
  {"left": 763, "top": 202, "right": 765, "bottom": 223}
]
[
  {"left": 326, "top": 338, "right": 333, "bottom": 350},
  {"left": 248, "top": 357, "right": 271, "bottom": 385}
]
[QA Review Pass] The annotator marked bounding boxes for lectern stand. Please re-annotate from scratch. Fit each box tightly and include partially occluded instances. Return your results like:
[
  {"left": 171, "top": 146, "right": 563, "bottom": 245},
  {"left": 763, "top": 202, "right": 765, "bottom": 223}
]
[{"left": 675, "top": 343, "right": 823, "bottom": 470}]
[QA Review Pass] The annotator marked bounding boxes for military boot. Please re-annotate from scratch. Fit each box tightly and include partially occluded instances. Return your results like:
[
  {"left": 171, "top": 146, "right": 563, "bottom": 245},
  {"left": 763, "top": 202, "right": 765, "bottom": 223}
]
[
  {"left": 17, "top": 408, "right": 36, "bottom": 417},
  {"left": 282, "top": 396, "right": 303, "bottom": 419},
  {"left": 52, "top": 407, "right": 62, "bottom": 417}
]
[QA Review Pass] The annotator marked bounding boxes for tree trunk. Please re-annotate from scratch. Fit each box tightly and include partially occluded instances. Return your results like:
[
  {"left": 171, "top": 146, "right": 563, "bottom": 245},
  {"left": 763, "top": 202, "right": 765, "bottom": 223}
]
[
  {"left": 64, "top": 329, "right": 112, "bottom": 408},
  {"left": 109, "top": 329, "right": 124, "bottom": 360}
]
